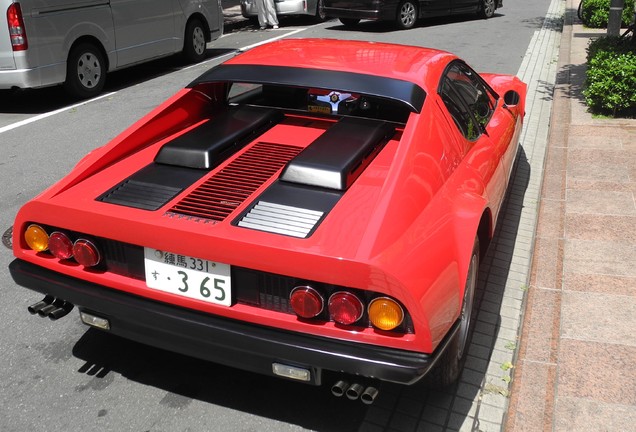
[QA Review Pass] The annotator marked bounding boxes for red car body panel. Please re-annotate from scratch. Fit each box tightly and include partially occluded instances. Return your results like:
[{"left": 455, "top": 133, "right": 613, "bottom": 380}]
[{"left": 10, "top": 39, "right": 526, "bottom": 384}]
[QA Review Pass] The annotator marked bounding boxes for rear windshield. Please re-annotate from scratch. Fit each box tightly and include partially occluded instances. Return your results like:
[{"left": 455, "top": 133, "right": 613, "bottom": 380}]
[{"left": 227, "top": 82, "right": 412, "bottom": 123}]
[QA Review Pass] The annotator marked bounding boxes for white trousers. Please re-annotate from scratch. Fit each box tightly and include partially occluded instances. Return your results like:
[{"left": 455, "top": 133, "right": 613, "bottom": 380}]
[{"left": 256, "top": 0, "right": 279, "bottom": 27}]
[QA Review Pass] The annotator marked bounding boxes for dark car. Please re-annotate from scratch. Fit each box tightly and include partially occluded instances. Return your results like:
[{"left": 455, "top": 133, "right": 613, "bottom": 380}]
[{"left": 323, "top": 0, "right": 502, "bottom": 29}]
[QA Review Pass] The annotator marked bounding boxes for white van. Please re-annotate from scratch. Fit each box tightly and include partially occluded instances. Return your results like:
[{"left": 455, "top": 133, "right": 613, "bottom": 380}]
[{"left": 1, "top": 0, "right": 223, "bottom": 98}]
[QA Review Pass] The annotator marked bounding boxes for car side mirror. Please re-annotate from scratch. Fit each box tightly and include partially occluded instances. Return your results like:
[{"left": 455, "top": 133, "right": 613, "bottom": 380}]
[{"left": 503, "top": 90, "right": 520, "bottom": 107}]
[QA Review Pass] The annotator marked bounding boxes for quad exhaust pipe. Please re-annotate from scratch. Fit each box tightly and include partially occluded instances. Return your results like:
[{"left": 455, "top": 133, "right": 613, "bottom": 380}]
[
  {"left": 331, "top": 380, "right": 379, "bottom": 405},
  {"left": 28, "top": 296, "right": 74, "bottom": 320}
]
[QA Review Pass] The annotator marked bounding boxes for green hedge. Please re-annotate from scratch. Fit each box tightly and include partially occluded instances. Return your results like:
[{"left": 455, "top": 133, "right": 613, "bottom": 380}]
[
  {"left": 580, "top": 0, "right": 635, "bottom": 28},
  {"left": 584, "top": 36, "right": 636, "bottom": 116}
]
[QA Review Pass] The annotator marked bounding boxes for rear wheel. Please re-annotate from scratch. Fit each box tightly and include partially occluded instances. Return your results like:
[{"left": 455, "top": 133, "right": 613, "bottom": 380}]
[
  {"left": 396, "top": 0, "right": 417, "bottom": 29},
  {"left": 339, "top": 17, "right": 360, "bottom": 27},
  {"left": 64, "top": 42, "right": 106, "bottom": 99},
  {"left": 425, "top": 238, "right": 479, "bottom": 387},
  {"left": 183, "top": 18, "right": 207, "bottom": 63},
  {"left": 315, "top": 0, "right": 327, "bottom": 21},
  {"left": 479, "top": 0, "right": 496, "bottom": 18}
]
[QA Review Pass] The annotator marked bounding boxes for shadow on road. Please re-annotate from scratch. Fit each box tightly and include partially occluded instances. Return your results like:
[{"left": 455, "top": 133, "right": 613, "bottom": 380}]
[{"left": 72, "top": 328, "right": 370, "bottom": 431}]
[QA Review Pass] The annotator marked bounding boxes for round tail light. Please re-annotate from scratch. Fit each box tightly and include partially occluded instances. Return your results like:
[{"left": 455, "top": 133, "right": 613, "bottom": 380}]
[
  {"left": 368, "top": 297, "right": 404, "bottom": 331},
  {"left": 328, "top": 291, "right": 363, "bottom": 325},
  {"left": 73, "top": 239, "right": 101, "bottom": 267},
  {"left": 25, "top": 224, "right": 49, "bottom": 252},
  {"left": 290, "top": 286, "right": 324, "bottom": 318},
  {"left": 48, "top": 232, "right": 74, "bottom": 260}
]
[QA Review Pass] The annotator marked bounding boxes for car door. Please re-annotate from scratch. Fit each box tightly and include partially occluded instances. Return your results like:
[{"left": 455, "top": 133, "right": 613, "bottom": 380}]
[
  {"left": 110, "top": 0, "right": 176, "bottom": 67},
  {"left": 419, "top": 0, "right": 451, "bottom": 16},
  {"left": 450, "top": 0, "right": 478, "bottom": 14}
]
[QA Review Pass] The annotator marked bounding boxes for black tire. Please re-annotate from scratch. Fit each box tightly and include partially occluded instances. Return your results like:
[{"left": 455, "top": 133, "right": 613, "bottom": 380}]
[
  {"left": 183, "top": 18, "right": 207, "bottom": 63},
  {"left": 315, "top": 0, "right": 327, "bottom": 21},
  {"left": 64, "top": 42, "right": 106, "bottom": 99},
  {"left": 396, "top": 0, "right": 417, "bottom": 29},
  {"left": 479, "top": 0, "right": 496, "bottom": 18},
  {"left": 339, "top": 17, "right": 360, "bottom": 27},
  {"left": 425, "top": 238, "right": 479, "bottom": 388}
]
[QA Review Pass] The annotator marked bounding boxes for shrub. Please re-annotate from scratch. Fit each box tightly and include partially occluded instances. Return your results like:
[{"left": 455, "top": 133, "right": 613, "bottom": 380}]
[
  {"left": 584, "top": 36, "right": 636, "bottom": 116},
  {"left": 580, "top": 0, "right": 635, "bottom": 28}
]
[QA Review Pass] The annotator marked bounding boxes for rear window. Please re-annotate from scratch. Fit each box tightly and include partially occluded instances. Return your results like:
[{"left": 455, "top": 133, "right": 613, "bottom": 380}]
[{"left": 228, "top": 83, "right": 412, "bottom": 123}]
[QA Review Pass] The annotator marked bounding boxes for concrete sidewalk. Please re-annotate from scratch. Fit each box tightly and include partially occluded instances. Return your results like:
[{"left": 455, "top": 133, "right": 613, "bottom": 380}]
[{"left": 505, "top": 0, "right": 636, "bottom": 430}]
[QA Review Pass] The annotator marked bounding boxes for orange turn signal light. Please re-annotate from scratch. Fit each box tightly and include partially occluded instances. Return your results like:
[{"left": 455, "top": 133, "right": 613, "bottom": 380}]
[
  {"left": 368, "top": 297, "right": 404, "bottom": 331},
  {"left": 24, "top": 224, "right": 49, "bottom": 252}
]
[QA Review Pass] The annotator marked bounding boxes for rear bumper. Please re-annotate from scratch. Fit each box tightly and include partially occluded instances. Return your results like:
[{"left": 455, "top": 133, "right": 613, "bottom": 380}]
[
  {"left": 10, "top": 259, "right": 453, "bottom": 386},
  {"left": 0, "top": 67, "right": 41, "bottom": 89}
]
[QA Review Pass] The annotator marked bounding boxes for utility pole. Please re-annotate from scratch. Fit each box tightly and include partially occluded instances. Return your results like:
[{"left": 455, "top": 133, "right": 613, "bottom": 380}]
[{"left": 607, "top": 0, "right": 624, "bottom": 36}]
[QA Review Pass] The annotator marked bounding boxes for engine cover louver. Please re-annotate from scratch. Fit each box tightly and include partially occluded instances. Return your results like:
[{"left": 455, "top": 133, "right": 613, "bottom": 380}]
[
  {"left": 99, "top": 180, "right": 183, "bottom": 211},
  {"left": 167, "top": 142, "right": 303, "bottom": 221},
  {"left": 238, "top": 201, "right": 324, "bottom": 238}
]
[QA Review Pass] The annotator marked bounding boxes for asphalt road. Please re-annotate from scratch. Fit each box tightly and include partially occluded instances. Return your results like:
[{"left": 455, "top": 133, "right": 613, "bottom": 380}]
[{"left": 0, "top": 1, "right": 552, "bottom": 430}]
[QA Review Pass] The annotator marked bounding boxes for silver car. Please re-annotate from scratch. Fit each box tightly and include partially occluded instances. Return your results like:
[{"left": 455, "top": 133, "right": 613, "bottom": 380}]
[{"left": 240, "top": 0, "right": 327, "bottom": 21}]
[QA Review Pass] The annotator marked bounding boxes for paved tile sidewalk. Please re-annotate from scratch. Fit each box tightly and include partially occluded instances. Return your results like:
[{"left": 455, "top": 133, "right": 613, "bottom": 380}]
[
  {"left": 505, "top": 0, "right": 636, "bottom": 431},
  {"left": 358, "top": 0, "right": 565, "bottom": 430}
]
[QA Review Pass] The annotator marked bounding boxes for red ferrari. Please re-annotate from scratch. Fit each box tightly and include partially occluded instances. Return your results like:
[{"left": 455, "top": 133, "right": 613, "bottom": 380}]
[{"left": 9, "top": 39, "right": 526, "bottom": 403}]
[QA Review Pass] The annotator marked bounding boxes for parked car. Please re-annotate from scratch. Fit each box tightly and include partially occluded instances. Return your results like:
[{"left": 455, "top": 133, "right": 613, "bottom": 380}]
[
  {"left": 323, "top": 0, "right": 503, "bottom": 29},
  {"left": 240, "top": 0, "right": 327, "bottom": 21},
  {"left": 9, "top": 38, "right": 526, "bottom": 400},
  {"left": 1, "top": 0, "right": 223, "bottom": 98}
]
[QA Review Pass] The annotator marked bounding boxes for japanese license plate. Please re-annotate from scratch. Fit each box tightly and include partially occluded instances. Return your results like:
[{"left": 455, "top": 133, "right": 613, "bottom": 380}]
[{"left": 144, "top": 248, "right": 231, "bottom": 306}]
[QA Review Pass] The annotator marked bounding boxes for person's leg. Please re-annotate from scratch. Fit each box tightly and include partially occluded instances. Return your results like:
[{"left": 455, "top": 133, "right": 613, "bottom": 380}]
[
  {"left": 256, "top": 0, "right": 267, "bottom": 27},
  {"left": 265, "top": 0, "right": 279, "bottom": 26}
]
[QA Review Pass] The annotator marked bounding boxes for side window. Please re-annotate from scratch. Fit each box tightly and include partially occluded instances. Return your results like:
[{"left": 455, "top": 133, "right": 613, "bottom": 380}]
[
  {"left": 440, "top": 78, "right": 480, "bottom": 140},
  {"left": 439, "top": 62, "right": 498, "bottom": 141}
]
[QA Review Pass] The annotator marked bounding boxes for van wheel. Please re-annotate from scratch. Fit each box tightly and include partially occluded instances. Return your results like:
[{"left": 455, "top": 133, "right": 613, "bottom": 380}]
[
  {"left": 64, "top": 42, "right": 106, "bottom": 99},
  {"left": 425, "top": 238, "right": 479, "bottom": 388},
  {"left": 183, "top": 18, "right": 207, "bottom": 63}
]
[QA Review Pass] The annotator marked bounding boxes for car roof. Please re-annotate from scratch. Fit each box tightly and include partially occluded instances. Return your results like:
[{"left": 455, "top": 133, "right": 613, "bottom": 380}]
[{"left": 225, "top": 38, "right": 456, "bottom": 85}]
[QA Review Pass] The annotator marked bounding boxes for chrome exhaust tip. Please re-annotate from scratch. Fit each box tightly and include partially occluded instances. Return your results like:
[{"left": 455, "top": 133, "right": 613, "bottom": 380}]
[
  {"left": 48, "top": 302, "right": 74, "bottom": 320},
  {"left": 28, "top": 295, "right": 55, "bottom": 315},
  {"left": 331, "top": 380, "right": 349, "bottom": 397},
  {"left": 345, "top": 383, "right": 364, "bottom": 400},
  {"left": 360, "top": 386, "right": 379, "bottom": 405}
]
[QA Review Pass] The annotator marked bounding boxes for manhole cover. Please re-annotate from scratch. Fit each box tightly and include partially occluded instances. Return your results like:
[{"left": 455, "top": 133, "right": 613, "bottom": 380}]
[{"left": 2, "top": 226, "right": 13, "bottom": 249}]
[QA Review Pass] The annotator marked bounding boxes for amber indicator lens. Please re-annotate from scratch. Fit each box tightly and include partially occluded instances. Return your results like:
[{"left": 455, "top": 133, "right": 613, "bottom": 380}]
[
  {"left": 48, "top": 232, "right": 74, "bottom": 260},
  {"left": 24, "top": 224, "right": 49, "bottom": 252},
  {"left": 290, "top": 286, "right": 324, "bottom": 318},
  {"left": 368, "top": 297, "right": 404, "bottom": 331},
  {"left": 328, "top": 291, "right": 364, "bottom": 325}
]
